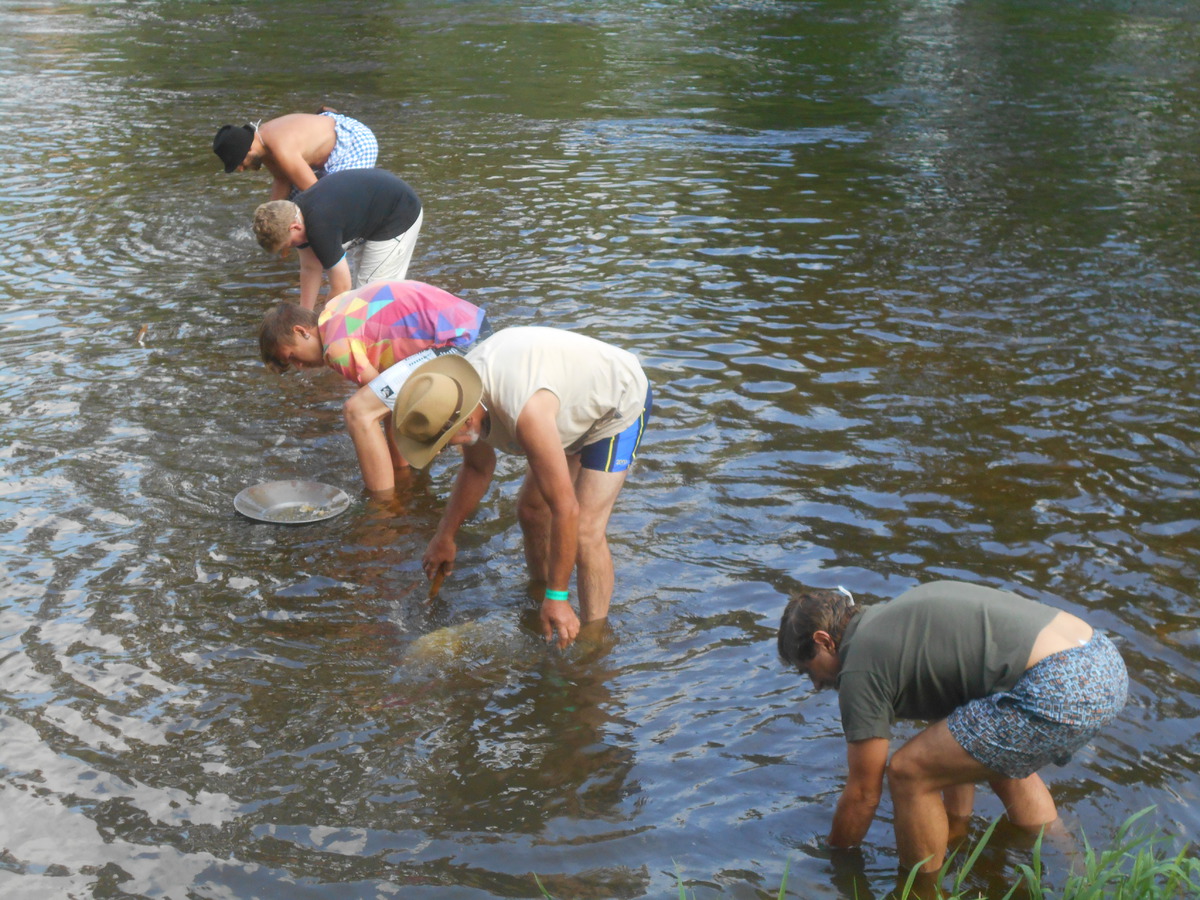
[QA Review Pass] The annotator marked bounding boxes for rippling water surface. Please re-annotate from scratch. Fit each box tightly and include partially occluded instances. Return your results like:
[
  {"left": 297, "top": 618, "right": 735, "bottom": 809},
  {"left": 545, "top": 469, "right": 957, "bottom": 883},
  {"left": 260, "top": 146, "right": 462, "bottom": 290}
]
[{"left": 1, "top": 1, "right": 1198, "bottom": 897}]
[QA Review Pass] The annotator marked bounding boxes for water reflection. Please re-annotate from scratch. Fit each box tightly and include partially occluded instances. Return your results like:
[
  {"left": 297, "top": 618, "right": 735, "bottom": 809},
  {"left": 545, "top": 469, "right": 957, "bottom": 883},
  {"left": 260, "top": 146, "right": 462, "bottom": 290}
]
[
  {"left": 230, "top": 615, "right": 649, "bottom": 894},
  {"left": 2, "top": 0, "right": 1199, "bottom": 897}
]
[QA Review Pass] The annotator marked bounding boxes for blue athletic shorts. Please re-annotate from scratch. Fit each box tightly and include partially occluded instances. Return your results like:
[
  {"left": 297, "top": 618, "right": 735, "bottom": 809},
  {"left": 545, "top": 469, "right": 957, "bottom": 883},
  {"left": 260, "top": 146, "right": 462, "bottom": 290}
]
[
  {"left": 578, "top": 385, "right": 652, "bottom": 473},
  {"left": 947, "top": 631, "right": 1127, "bottom": 779}
]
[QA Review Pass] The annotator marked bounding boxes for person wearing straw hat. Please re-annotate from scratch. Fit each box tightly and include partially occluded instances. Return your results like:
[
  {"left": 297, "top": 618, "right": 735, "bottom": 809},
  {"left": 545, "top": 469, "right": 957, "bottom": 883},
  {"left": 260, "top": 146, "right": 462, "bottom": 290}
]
[
  {"left": 393, "top": 326, "right": 652, "bottom": 648},
  {"left": 777, "top": 581, "right": 1127, "bottom": 878}
]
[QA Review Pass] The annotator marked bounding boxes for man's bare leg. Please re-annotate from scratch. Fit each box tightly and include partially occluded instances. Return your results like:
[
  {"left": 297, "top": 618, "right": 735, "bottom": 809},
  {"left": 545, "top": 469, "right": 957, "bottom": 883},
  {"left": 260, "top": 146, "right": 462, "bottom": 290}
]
[
  {"left": 517, "top": 457, "right": 629, "bottom": 623},
  {"left": 942, "top": 782, "right": 975, "bottom": 845},
  {"left": 988, "top": 773, "right": 1058, "bottom": 829},
  {"left": 887, "top": 722, "right": 999, "bottom": 873},
  {"left": 572, "top": 464, "right": 627, "bottom": 623}
]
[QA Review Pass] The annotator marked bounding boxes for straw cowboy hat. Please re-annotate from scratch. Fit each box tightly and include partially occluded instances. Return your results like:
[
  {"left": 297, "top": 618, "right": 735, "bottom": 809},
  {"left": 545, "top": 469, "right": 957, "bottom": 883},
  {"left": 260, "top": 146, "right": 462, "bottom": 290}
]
[{"left": 392, "top": 354, "right": 483, "bottom": 468}]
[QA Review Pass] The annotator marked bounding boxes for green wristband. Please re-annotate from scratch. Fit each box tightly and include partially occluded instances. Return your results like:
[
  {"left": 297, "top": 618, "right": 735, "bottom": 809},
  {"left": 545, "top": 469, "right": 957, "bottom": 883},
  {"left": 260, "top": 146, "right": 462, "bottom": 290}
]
[{"left": 545, "top": 589, "right": 570, "bottom": 602}]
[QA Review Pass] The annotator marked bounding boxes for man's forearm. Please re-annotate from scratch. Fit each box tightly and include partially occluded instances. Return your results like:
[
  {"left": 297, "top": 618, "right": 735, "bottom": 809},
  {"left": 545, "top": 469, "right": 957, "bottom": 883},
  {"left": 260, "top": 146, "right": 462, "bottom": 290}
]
[
  {"left": 828, "top": 786, "right": 881, "bottom": 847},
  {"left": 327, "top": 260, "right": 352, "bottom": 299},
  {"left": 829, "top": 737, "right": 889, "bottom": 848},
  {"left": 347, "top": 417, "right": 395, "bottom": 492},
  {"left": 545, "top": 504, "right": 579, "bottom": 590},
  {"left": 298, "top": 258, "right": 323, "bottom": 309},
  {"left": 271, "top": 153, "right": 318, "bottom": 195}
]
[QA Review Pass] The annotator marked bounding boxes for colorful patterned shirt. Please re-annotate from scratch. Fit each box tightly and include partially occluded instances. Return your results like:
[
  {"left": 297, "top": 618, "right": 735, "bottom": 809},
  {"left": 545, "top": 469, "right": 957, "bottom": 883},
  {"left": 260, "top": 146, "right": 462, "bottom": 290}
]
[{"left": 318, "top": 280, "right": 485, "bottom": 385}]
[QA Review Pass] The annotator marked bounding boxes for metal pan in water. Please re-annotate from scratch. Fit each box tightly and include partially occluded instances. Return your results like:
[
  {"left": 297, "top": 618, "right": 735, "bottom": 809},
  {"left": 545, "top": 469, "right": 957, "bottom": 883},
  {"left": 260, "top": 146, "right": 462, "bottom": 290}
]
[{"left": 234, "top": 480, "right": 351, "bottom": 524}]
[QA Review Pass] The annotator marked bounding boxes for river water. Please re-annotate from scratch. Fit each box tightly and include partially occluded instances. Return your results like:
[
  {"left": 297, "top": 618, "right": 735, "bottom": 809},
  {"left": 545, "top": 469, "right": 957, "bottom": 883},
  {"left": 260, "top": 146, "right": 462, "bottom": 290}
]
[{"left": 2, "top": 1, "right": 1198, "bottom": 898}]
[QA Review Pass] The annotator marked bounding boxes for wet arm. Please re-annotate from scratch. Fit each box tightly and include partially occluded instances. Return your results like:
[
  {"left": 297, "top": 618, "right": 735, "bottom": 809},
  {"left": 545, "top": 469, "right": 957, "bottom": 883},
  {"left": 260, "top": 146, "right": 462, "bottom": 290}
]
[
  {"left": 326, "top": 257, "right": 352, "bottom": 301},
  {"left": 829, "top": 737, "right": 889, "bottom": 848},
  {"left": 516, "top": 390, "right": 581, "bottom": 646},
  {"left": 423, "top": 441, "right": 496, "bottom": 578},
  {"left": 297, "top": 247, "right": 324, "bottom": 310},
  {"left": 384, "top": 414, "right": 408, "bottom": 471},
  {"left": 517, "top": 392, "right": 577, "bottom": 593},
  {"left": 343, "top": 386, "right": 394, "bottom": 493}
]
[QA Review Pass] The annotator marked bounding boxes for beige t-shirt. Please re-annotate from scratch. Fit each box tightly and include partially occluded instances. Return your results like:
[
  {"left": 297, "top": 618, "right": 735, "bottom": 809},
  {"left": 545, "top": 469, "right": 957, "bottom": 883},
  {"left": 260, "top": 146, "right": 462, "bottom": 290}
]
[{"left": 466, "top": 327, "right": 649, "bottom": 456}]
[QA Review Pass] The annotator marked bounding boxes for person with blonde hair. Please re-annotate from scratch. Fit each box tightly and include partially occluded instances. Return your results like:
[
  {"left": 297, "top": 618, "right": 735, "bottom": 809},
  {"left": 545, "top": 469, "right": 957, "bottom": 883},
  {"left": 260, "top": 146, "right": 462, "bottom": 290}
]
[{"left": 252, "top": 169, "right": 422, "bottom": 310}]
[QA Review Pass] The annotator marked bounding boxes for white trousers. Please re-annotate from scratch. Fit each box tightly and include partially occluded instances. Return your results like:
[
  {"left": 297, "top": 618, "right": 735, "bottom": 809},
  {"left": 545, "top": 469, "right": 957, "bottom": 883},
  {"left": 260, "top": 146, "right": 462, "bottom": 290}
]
[{"left": 351, "top": 208, "right": 424, "bottom": 288}]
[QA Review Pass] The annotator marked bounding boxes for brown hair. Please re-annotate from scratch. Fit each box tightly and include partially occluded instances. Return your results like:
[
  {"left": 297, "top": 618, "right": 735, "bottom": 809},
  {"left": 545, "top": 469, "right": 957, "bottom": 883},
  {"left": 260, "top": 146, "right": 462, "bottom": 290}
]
[
  {"left": 777, "top": 588, "right": 862, "bottom": 669},
  {"left": 259, "top": 302, "right": 319, "bottom": 373}
]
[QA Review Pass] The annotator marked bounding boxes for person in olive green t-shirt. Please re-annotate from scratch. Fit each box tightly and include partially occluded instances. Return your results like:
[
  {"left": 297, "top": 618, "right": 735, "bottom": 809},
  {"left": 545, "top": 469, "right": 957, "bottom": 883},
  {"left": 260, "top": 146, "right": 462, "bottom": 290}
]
[{"left": 778, "top": 580, "right": 1127, "bottom": 876}]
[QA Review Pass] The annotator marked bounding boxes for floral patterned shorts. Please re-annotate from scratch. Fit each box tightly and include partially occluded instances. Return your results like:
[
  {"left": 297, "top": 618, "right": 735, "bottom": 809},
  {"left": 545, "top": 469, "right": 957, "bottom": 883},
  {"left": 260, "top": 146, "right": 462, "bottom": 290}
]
[{"left": 947, "top": 631, "right": 1127, "bottom": 779}]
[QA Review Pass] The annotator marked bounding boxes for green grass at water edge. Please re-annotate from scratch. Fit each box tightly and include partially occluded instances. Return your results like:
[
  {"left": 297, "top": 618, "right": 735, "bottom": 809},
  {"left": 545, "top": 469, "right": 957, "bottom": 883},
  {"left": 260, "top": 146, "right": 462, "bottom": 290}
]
[
  {"left": 1005, "top": 807, "right": 1200, "bottom": 900},
  {"left": 534, "top": 809, "right": 1200, "bottom": 899},
  {"left": 885, "top": 809, "right": 1200, "bottom": 900}
]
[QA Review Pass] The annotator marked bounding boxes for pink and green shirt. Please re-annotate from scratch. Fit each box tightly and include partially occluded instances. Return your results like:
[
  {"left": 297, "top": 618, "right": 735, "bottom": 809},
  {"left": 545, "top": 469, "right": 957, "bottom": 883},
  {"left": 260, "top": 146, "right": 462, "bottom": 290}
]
[{"left": 318, "top": 280, "right": 485, "bottom": 385}]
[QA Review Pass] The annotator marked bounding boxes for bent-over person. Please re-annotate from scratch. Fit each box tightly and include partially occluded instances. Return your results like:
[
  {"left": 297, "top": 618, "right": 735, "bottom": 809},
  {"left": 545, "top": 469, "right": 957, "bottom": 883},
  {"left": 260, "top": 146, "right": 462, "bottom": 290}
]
[
  {"left": 777, "top": 580, "right": 1127, "bottom": 875},
  {"left": 392, "top": 326, "right": 651, "bottom": 648},
  {"left": 213, "top": 109, "right": 378, "bottom": 200},
  {"left": 258, "top": 280, "right": 489, "bottom": 493},
  {"left": 252, "top": 169, "right": 422, "bottom": 310}
]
